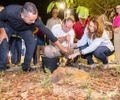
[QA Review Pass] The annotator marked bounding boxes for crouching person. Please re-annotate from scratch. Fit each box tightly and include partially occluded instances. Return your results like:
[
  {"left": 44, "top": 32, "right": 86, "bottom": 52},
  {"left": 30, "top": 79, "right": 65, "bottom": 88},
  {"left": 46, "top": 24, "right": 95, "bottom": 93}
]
[
  {"left": 43, "top": 17, "right": 75, "bottom": 72},
  {"left": 69, "top": 17, "right": 114, "bottom": 69}
]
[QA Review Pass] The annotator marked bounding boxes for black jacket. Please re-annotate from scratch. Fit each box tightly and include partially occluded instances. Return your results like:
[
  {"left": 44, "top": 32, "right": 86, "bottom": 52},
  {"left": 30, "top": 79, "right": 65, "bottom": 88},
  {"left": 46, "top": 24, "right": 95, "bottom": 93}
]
[{"left": 0, "top": 5, "right": 57, "bottom": 42}]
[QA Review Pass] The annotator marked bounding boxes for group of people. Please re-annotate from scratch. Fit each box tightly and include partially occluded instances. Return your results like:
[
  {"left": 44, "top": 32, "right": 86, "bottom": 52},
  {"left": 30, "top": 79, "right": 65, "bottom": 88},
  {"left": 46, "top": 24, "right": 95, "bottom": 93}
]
[{"left": 0, "top": 2, "right": 120, "bottom": 72}]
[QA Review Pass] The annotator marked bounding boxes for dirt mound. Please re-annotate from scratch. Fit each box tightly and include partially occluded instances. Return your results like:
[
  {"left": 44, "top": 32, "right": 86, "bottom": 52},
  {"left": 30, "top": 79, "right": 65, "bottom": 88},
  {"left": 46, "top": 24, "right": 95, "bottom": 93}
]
[{"left": 52, "top": 67, "right": 89, "bottom": 83}]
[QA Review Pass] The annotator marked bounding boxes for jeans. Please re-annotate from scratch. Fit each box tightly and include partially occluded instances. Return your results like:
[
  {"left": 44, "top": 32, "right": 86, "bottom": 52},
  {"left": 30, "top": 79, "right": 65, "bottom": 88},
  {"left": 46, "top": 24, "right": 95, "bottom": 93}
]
[
  {"left": 0, "top": 39, "right": 9, "bottom": 70},
  {"left": 79, "top": 44, "right": 94, "bottom": 64},
  {"left": 0, "top": 24, "right": 36, "bottom": 70},
  {"left": 10, "top": 37, "right": 22, "bottom": 64},
  {"left": 79, "top": 44, "right": 113, "bottom": 64},
  {"left": 94, "top": 46, "right": 114, "bottom": 64}
]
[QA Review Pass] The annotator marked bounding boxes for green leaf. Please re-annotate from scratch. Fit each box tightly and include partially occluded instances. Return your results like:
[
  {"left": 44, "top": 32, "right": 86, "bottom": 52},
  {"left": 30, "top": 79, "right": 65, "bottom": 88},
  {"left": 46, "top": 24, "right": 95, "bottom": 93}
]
[
  {"left": 70, "top": 0, "right": 74, "bottom": 4},
  {"left": 65, "top": 0, "right": 69, "bottom": 4},
  {"left": 76, "top": 6, "right": 89, "bottom": 19},
  {"left": 67, "top": 2, "right": 71, "bottom": 8},
  {"left": 55, "top": 2, "right": 60, "bottom": 9},
  {"left": 47, "top": 2, "right": 55, "bottom": 13}
]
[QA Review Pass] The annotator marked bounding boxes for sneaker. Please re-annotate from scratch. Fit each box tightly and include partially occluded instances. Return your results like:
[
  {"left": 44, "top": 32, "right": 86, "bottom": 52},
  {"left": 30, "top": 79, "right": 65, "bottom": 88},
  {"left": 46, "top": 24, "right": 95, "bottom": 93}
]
[
  {"left": 103, "top": 64, "right": 109, "bottom": 69},
  {"left": 90, "top": 64, "right": 96, "bottom": 69}
]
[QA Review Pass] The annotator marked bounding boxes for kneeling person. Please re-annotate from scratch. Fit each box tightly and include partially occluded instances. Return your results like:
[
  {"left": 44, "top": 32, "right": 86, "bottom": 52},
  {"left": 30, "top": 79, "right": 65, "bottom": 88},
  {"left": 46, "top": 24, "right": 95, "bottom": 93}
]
[
  {"left": 44, "top": 17, "right": 75, "bottom": 58},
  {"left": 69, "top": 17, "right": 114, "bottom": 69}
]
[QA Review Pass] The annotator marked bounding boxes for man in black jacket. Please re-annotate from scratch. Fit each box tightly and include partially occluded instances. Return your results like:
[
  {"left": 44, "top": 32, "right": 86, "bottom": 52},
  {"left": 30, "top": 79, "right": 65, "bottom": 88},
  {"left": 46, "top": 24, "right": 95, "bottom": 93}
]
[{"left": 0, "top": 2, "right": 68, "bottom": 72}]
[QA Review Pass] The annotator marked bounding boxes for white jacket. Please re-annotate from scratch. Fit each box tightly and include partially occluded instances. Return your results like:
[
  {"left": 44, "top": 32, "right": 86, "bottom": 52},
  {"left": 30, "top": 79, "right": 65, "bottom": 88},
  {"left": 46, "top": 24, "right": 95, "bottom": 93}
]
[{"left": 77, "top": 29, "right": 114, "bottom": 55}]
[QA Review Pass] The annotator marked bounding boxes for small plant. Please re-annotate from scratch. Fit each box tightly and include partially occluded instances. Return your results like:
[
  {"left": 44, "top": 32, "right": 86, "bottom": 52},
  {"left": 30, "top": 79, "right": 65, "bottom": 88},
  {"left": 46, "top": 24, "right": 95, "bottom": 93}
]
[
  {"left": 86, "top": 86, "right": 93, "bottom": 100},
  {"left": 40, "top": 68, "right": 53, "bottom": 91},
  {"left": 0, "top": 71, "right": 5, "bottom": 78},
  {"left": 79, "top": 82, "right": 90, "bottom": 89}
]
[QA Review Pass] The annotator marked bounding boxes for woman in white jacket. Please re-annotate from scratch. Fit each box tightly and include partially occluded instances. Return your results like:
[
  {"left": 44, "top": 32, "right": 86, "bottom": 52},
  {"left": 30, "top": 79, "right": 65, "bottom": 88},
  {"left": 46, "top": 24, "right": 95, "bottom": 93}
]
[{"left": 69, "top": 17, "right": 114, "bottom": 69}]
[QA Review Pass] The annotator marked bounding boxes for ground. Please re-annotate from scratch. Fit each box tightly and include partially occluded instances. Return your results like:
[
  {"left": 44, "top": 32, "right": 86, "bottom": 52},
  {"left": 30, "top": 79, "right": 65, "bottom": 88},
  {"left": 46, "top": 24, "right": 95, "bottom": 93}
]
[{"left": 0, "top": 62, "right": 120, "bottom": 100}]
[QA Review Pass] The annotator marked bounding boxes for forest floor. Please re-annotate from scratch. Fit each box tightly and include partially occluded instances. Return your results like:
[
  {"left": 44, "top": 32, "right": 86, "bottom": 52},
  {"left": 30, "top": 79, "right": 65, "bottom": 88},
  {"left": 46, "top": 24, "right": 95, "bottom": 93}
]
[{"left": 0, "top": 61, "right": 120, "bottom": 100}]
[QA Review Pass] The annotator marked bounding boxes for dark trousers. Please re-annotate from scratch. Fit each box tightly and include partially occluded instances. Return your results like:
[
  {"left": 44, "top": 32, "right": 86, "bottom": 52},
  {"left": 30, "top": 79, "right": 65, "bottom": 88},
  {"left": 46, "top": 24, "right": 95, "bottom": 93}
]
[
  {"left": 79, "top": 44, "right": 113, "bottom": 64},
  {"left": 0, "top": 25, "right": 36, "bottom": 70},
  {"left": 0, "top": 39, "right": 9, "bottom": 70},
  {"left": 33, "top": 36, "right": 45, "bottom": 65},
  {"left": 33, "top": 43, "right": 37, "bottom": 65},
  {"left": 94, "top": 46, "right": 114, "bottom": 64},
  {"left": 10, "top": 37, "right": 22, "bottom": 64}
]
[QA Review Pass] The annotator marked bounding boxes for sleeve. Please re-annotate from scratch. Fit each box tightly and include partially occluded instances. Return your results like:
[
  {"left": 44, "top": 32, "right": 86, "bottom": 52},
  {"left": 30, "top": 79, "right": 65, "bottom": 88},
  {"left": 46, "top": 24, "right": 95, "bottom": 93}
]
[
  {"left": 81, "top": 38, "right": 103, "bottom": 55},
  {"left": 76, "top": 28, "right": 88, "bottom": 47},
  {"left": 51, "top": 25, "right": 59, "bottom": 37},
  {"left": 0, "top": 9, "right": 7, "bottom": 28},
  {"left": 35, "top": 18, "right": 58, "bottom": 43}
]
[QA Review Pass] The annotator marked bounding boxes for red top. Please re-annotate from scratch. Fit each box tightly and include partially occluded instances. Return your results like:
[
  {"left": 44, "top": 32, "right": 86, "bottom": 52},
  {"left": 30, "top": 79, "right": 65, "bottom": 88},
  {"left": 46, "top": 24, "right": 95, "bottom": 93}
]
[{"left": 73, "top": 19, "right": 89, "bottom": 39}]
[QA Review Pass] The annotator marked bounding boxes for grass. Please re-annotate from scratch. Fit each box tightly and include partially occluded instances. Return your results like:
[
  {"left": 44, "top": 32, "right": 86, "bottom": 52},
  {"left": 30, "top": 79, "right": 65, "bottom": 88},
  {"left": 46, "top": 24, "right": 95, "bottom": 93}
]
[
  {"left": 115, "top": 65, "right": 120, "bottom": 76},
  {"left": 39, "top": 68, "right": 53, "bottom": 92},
  {"left": 86, "top": 86, "right": 93, "bottom": 100}
]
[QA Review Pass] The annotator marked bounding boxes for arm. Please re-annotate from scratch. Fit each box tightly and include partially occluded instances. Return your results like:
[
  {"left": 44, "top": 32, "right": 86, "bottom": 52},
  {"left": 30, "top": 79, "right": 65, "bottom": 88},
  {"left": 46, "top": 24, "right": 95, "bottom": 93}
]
[
  {"left": 0, "top": 8, "right": 9, "bottom": 43},
  {"left": 76, "top": 28, "right": 88, "bottom": 47},
  {"left": 81, "top": 38, "right": 103, "bottom": 55},
  {"left": 35, "top": 18, "right": 57, "bottom": 43},
  {"left": 35, "top": 19, "right": 68, "bottom": 53},
  {"left": 0, "top": 28, "right": 8, "bottom": 44},
  {"left": 113, "top": 27, "right": 120, "bottom": 33},
  {"left": 0, "top": 9, "right": 7, "bottom": 28}
]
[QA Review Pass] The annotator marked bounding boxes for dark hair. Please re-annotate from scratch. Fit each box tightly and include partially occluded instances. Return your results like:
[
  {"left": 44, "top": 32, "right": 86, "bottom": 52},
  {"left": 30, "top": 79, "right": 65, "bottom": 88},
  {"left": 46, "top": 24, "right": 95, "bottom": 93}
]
[
  {"left": 63, "top": 16, "right": 75, "bottom": 24},
  {"left": 51, "top": 7, "right": 58, "bottom": 13},
  {"left": 115, "top": 4, "right": 120, "bottom": 16},
  {"left": 22, "top": 2, "right": 38, "bottom": 15}
]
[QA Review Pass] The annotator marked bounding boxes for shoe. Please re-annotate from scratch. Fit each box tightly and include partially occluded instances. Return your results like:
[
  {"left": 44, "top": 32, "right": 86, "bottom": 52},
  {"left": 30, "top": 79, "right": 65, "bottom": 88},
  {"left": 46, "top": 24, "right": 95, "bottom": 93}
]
[
  {"left": 0, "top": 65, "right": 11, "bottom": 72},
  {"left": 103, "top": 64, "right": 109, "bottom": 69},
  {"left": 0, "top": 68, "right": 6, "bottom": 72},
  {"left": 90, "top": 64, "right": 96, "bottom": 69},
  {"left": 22, "top": 66, "right": 36, "bottom": 72},
  {"left": 5, "top": 65, "right": 10, "bottom": 69}
]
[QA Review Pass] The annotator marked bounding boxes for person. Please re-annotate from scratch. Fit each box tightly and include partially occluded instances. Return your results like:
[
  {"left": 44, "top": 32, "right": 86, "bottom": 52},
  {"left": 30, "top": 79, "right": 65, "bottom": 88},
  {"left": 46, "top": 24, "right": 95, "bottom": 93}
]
[
  {"left": 72, "top": 7, "right": 90, "bottom": 66},
  {"left": 69, "top": 17, "right": 114, "bottom": 69},
  {"left": 0, "top": 2, "right": 68, "bottom": 72},
  {"left": 32, "top": 27, "right": 45, "bottom": 65},
  {"left": 9, "top": 34, "right": 22, "bottom": 66},
  {"left": 46, "top": 7, "right": 61, "bottom": 30},
  {"left": 98, "top": 14, "right": 113, "bottom": 40},
  {"left": 73, "top": 10, "right": 89, "bottom": 40},
  {"left": 112, "top": 4, "right": 120, "bottom": 64},
  {"left": 44, "top": 17, "right": 75, "bottom": 58}
]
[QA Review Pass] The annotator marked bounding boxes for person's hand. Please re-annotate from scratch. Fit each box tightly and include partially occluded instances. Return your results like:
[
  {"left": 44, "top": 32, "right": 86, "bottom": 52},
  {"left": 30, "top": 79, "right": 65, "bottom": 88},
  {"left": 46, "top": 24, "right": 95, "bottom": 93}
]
[
  {"left": 0, "top": 28, "right": 8, "bottom": 44},
  {"left": 54, "top": 40, "right": 69, "bottom": 54},
  {"left": 66, "top": 35, "right": 71, "bottom": 42},
  {"left": 70, "top": 43, "right": 77, "bottom": 49},
  {"left": 68, "top": 49, "right": 80, "bottom": 59}
]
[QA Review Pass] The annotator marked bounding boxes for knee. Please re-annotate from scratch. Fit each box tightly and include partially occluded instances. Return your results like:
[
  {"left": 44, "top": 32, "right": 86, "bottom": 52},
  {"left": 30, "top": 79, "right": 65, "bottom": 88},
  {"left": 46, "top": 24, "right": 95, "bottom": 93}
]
[{"left": 94, "top": 50, "right": 103, "bottom": 58}]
